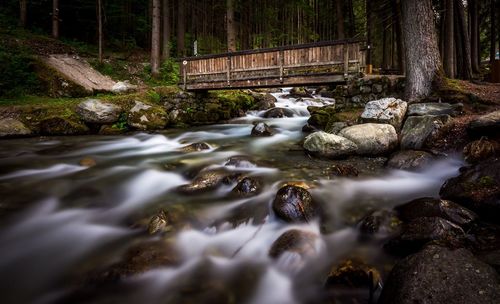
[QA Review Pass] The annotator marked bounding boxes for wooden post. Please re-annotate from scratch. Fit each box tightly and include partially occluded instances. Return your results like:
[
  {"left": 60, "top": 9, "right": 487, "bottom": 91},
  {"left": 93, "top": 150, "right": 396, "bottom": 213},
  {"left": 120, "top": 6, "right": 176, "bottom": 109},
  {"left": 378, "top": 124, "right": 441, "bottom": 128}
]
[
  {"left": 227, "top": 55, "right": 231, "bottom": 86},
  {"left": 279, "top": 49, "right": 284, "bottom": 83},
  {"left": 343, "top": 43, "right": 349, "bottom": 79},
  {"left": 183, "top": 60, "right": 187, "bottom": 90}
]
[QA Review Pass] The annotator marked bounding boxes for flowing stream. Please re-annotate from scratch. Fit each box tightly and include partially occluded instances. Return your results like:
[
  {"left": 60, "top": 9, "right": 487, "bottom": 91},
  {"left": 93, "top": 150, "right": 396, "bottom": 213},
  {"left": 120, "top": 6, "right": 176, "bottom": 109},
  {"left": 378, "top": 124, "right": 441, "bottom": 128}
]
[{"left": 0, "top": 89, "right": 463, "bottom": 304}]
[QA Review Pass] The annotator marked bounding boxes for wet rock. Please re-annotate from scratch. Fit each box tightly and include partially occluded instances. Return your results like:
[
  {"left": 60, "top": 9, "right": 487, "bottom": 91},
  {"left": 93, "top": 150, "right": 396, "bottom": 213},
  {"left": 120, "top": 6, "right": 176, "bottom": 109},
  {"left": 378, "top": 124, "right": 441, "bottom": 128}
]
[
  {"left": 177, "top": 168, "right": 241, "bottom": 195},
  {"left": 111, "top": 81, "right": 137, "bottom": 94},
  {"left": 302, "top": 123, "right": 317, "bottom": 133},
  {"left": 269, "top": 229, "right": 319, "bottom": 259},
  {"left": 303, "top": 131, "right": 358, "bottom": 159},
  {"left": 180, "top": 142, "right": 211, "bottom": 153},
  {"left": 127, "top": 100, "right": 167, "bottom": 130},
  {"left": 323, "top": 164, "right": 359, "bottom": 177},
  {"left": 0, "top": 118, "right": 32, "bottom": 137},
  {"left": 395, "top": 197, "right": 478, "bottom": 227},
  {"left": 400, "top": 114, "right": 451, "bottom": 150},
  {"left": 360, "top": 98, "right": 407, "bottom": 129},
  {"left": 384, "top": 217, "right": 465, "bottom": 256},
  {"left": 440, "top": 159, "right": 500, "bottom": 223},
  {"left": 231, "top": 177, "right": 262, "bottom": 197},
  {"left": 40, "top": 117, "right": 89, "bottom": 135},
  {"left": 224, "top": 155, "right": 256, "bottom": 168},
  {"left": 272, "top": 185, "right": 319, "bottom": 222},
  {"left": 79, "top": 157, "right": 97, "bottom": 167},
  {"left": 463, "top": 139, "right": 500, "bottom": 164},
  {"left": 306, "top": 105, "right": 337, "bottom": 130},
  {"left": 325, "top": 122, "right": 348, "bottom": 134},
  {"left": 339, "top": 123, "right": 398, "bottom": 156},
  {"left": 387, "top": 150, "right": 434, "bottom": 171},
  {"left": 325, "top": 259, "right": 382, "bottom": 289},
  {"left": 467, "top": 221, "right": 500, "bottom": 257},
  {"left": 76, "top": 99, "right": 121, "bottom": 124},
  {"left": 358, "top": 209, "right": 402, "bottom": 239},
  {"left": 147, "top": 209, "right": 172, "bottom": 234},
  {"left": 251, "top": 93, "right": 276, "bottom": 110},
  {"left": 288, "top": 87, "right": 313, "bottom": 98},
  {"left": 468, "top": 109, "right": 500, "bottom": 137},
  {"left": 378, "top": 245, "right": 500, "bottom": 304},
  {"left": 251, "top": 122, "right": 275, "bottom": 137},
  {"left": 263, "top": 107, "right": 295, "bottom": 118},
  {"left": 407, "top": 102, "right": 462, "bottom": 116},
  {"left": 98, "top": 124, "right": 126, "bottom": 135}
]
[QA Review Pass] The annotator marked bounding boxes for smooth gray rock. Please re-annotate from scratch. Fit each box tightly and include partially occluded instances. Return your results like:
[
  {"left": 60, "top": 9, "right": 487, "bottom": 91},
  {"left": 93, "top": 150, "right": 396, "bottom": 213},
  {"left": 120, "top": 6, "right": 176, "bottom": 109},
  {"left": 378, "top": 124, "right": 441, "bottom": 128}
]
[
  {"left": 339, "top": 123, "right": 398, "bottom": 155},
  {"left": 400, "top": 115, "right": 450, "bottom": 150},
  {"left": 76, "top": 99, "right": 121, "bottom": 124},
  {"left": 360, "top": 98, "right": 408, "bottom": 129},
  {"left": 303, "top": 131, "right": 357, "bottom": 159},
  {"left": 379, "top": 245, "right": 500, "bottom": 304},
  {"left": 0, "top": 118, "right": 32, "bottom": 137},
  {"left": 407, "top": 102, "right": 462, "bottom": 116}
]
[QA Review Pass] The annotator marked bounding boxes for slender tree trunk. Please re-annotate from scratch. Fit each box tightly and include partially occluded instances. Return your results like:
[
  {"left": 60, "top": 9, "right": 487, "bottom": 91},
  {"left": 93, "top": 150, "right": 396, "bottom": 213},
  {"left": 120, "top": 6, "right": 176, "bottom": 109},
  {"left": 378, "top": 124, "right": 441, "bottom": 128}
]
[
  {"left": 401, "top": 0, "right": 443, "bottom": 102},
  {"left": 393, "top": 0, "right": 405, "bottom": 74},
  {"left": 151, "top": 0, "right": 161, "bottom": 77},
  {"left": 227, "top": 0, "right": 236, "bottom": 52},
  {"left": 177, "top": 0, "right": 185, "bottom": 57},
  {"left": 491, "top": 0, "right": 496, "bottom": 63},
  {"left": 366, "top": 0, "right": 372, "bottom": 72},
  {"left": 469, "top": 0, "right": 480, "bottom": 73},
  {"left": 19, "top": 0, "right": 27, "bottom": 27},
  {"left": 336, "top": 0, "right": 345, "bottom": 39},
  {"left": 444, "top": 0, "right": 455, "bottom": 78},
  {"left": 382, "top": 16, "right": 389, "bottom": 70},
  {"left": 97, "top": 0, "right": 103, "bottom": 64},
  {"left": 52, "top": 0, "right": 59, "bottom": 39},
  {"left": 455, "top": 0, "right": 472, "bottom": 79},
  {"left": 162, "top": 0, "right": 170, "bottom": 60}
]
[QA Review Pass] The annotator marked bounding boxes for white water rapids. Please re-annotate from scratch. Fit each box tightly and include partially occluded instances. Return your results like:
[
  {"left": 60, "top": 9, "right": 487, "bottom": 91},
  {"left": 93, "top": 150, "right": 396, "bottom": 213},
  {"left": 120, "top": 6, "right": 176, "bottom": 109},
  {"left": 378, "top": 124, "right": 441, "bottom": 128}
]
[{"left": 0, "top": 89, "right": 463, "bottom": 304}]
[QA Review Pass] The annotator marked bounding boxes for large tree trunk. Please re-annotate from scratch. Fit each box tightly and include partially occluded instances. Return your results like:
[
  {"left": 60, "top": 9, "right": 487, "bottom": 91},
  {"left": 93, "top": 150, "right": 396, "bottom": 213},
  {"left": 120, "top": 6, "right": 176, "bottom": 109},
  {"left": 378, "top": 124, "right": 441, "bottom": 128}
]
[
  {"left": 455, "top": 0, "right": 472, "bottom": 79},
  {"left": 52, "top": 0, "right": 59, "bottom": 39},
  {"left": 444, "top": 0, "right": 455, "bottom": 78},
  {"left": 151, "top": 0, "right": 161, "bottom": 77},
  {"left": 491, "top": 0, "right": 496, "bottom": 63},
  {"left": 162, "top": 0, "right": 171, "bottom": 60},
  {"left": 336, "top": 0, "right": 345, "bottom": 39},
  {"left": 227, "top": 0, "right": 236, "bottom": 52},
  {"left": 97, "top": 0, "right": 103, "bottom": 64},
  {"left": 177, "top": 0, "right": 185, "bottom": 57},
  {"left": 401, "top": 0, "right": 443, "bottom": 102},
  {"left": 393, "top": 0, "right": 405, "bottom": 74},
  {"left": 468, "top": 0, "right": 480, "bottom": 73},
  {"left": 19, "top": 0, "right": 27, "bottom": 27}
]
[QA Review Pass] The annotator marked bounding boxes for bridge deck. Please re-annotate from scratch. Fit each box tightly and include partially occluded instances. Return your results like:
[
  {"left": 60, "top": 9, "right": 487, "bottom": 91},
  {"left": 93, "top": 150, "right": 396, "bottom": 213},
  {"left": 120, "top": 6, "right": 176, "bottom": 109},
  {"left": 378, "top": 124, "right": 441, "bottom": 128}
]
[{"left": 180, "top": 39, "right": 366, "bottom": 91}]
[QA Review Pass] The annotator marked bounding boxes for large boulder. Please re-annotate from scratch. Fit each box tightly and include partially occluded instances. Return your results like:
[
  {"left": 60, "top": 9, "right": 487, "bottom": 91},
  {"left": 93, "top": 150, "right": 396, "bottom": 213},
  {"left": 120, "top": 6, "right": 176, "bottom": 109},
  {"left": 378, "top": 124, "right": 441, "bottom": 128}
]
[
  {"left": 339, "top": 123, "right": 398, "bottom": 155},
  {"left": 400, "top": 115, "right": 451, "bottom": 150},
  {"left": 111, "top": 81, "right": 137, "bottom": 94},
  {"left": 76, "top": 99, "right": 122, "bottom": 124},
  {"left": 378, "top": 245, "right": 500, "bottom": 304},
  {"left": 251, "top": 93, "right": 276, "bottom": 110},
  {"left": 263, "top": 107, "right": 295, "bottom": 118},
  {"left": 0, "top": 118, "right": 32, "bottom": 137},
  {"left": 303, "top": 131, "right": 358, "bottom": 159},
  {"left": 360, "top": 98, "right": 407, "bottom": 129},
  {"left": 387, "top": 150, "right": 434, "bottom": 171},
  {"left": 440, "top": 158, "right": 500, "bottom": 223},
  {"left": 272, "top": 185, "right": 319, "bottom": 222},
  {"left": 463, "top": 139, "right": 500, "bottom": 164},
  {"left": 127, "top": 100, "right": 167, "bottom": 130},
  {"left": 407, "top": 102, "right": 462, "bottom": 116},
  {"left": 468, "top": 110, "right": 500, "bottom": 137}
]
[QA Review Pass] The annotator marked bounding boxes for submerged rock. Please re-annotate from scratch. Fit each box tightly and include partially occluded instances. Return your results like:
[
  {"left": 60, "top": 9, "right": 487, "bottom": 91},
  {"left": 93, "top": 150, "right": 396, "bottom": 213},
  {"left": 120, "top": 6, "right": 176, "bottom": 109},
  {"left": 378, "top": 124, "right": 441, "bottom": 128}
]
[
  {"left": 468, "top": 109, "right": 500, "bottom": 137},
  {"left": 0, "top": 118, "right": 32, "bottom": 137},
  {"left": 180, "top": 142, "right": 211, "bottom": 153},
  {"left": 463, "top": 139, "right": 500, "bottom": 164},
  {"left": 263, "top": 107, "right": 295, "bottom": 118},
  {"left": 269, "top": 229, "right": 319, "bottom": 259},
  {"left": 288, "top": 87, "right": 313, "bottom": 98},
  {"left": 177, "top": 168, "right": 240, "bottom": 195},
  {"left": 325, "top": 259, "right": 382, "bottom": 289},
  {"left": 79, "top": 157, "right": 97, "bottom": 167},
  {"left": 251, "top": 122, "right": 275, "bottom": 137},
  {"left": 400, "top": 115, "right": 451, "bottom": 150},
  {"left": 360, "top": 97, "right": 407, "bottom": 129},
  {"left": 272, "top": 185, "right": 319, "bottom": 222},
  {"left": 224, "top": 155, "right": 257, "bottom": 168},
  {"left": 127, "top": 100, "right": 167, "bottom": 130},
  {"left": 440, "top": 158, "right": 500, "bottom": 223},
  {"left": 231, "top": 177, "right": 262, "bottom": 197},
  {"left": 386, "top": 150, "right": 434, "bottom": 171},
  {"left": 395, "top": 197, "right": 478, "bottom": 227},
  {"left": 379, "top": 245, "right": 500, "bottom": 304},
  {"left": 339, "top": 123, "right": 398, "bottom": 155},
  {"left": 358, "top": 209, "right": 402, "bottom": 239},
  {"left": 303, "top": 131, "right": 358, "bottom": 159},
  {"left": 407, "top": 102, "right": 462, "bottom": 116},
  {"left": 76, "top": 98, "right": 121, "bottom": 124}
]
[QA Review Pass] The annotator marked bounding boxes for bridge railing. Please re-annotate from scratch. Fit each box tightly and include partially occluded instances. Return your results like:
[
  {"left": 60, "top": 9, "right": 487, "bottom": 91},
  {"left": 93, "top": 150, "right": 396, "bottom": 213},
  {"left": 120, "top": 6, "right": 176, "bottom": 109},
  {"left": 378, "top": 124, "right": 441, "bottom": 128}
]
[{"left": 180, "top": 39, "right": 366, "bottom": 90}]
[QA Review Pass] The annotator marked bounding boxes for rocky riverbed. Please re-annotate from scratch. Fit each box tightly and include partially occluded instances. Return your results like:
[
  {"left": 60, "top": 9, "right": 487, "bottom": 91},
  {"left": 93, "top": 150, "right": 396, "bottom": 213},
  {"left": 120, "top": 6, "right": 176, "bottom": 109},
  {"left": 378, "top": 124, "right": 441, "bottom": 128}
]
[{"left": 0, "top": 88, "right": 499, "bottom": 304}]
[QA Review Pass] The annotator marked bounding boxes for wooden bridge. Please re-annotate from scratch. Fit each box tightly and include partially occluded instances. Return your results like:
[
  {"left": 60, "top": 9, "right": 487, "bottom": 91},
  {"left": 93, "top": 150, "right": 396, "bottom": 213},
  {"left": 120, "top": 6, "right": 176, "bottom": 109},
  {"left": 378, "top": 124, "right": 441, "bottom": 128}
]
[{"left": 180, "top": 39, "right": 366, "bottom": 91}]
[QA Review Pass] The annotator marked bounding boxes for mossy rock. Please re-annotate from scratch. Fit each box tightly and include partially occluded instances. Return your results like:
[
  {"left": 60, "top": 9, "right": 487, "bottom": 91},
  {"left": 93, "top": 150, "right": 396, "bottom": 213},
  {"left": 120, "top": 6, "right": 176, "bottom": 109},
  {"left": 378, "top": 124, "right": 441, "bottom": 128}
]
[
  {"left": 40, "top": 116, "right": 89, "bottom": 135},
  {"left": 34, "top": 59, "right": 88, "bottom": 98},
  {"left": 127, "top": 100, "right": 167, "bottom": 130}
]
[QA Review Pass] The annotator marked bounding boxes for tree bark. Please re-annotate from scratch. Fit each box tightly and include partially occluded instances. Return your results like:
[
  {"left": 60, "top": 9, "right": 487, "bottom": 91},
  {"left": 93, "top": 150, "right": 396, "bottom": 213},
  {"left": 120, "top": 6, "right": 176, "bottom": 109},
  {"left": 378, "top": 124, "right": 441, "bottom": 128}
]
[
  {"left": 468, "top": 0, "right": 480, "bottom": 73},
  {"left": 52, "top": 0, "right": 59, "bottom": 39},
  {"left": 151, "top": 0, "right": 161, "bottom": 77},
  {"left": 393, "top": 0, "right": 405, "bottom": 74},
  {"left": 177, "top": 0, "right": 185, "bottom": 57},
  {"left": 19, "top": 0, "right": 27, "bottom": 27},
  {"left": 366, "top": 0, "right": 372, "bottom": 71},
  {"left": 97, "top": 0, "right": 103, "bottom": 64},
  {"left": 455, "top": 0, "right": 472, "bottom": 79},
  {"left": 162, "top": 0, "right": 171, "bottom": 60},
  {"left": 401, "top": 0, "right": 443, "bottom": 101},
  {"left": 336, "top": 0, "right": 345, "bottom": 39},
  {"left": 491, "top": 0, "right": 496, "bottom": 63},
  {"left": 227, "top": 0, "right": 236, "bottom": 52},
  {"left": 444, "top": 0, "right": 455, "bottom": 78}
]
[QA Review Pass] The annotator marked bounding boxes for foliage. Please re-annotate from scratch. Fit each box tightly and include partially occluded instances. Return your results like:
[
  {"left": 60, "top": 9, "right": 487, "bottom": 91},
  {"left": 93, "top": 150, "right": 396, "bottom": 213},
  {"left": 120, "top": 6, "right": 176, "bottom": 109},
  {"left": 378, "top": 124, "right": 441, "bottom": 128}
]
[
  {"left": 112, "top": 113, "right": 128, "bottom": 130},
  {"left": 147, "top": 90, "right": 162, "bottom": 103},
  {"left": 160, "top": 58, "right": 180, "bottom": 85},
  {"left": 0, "top": 43, "right": 40, "bottom": 98}
]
